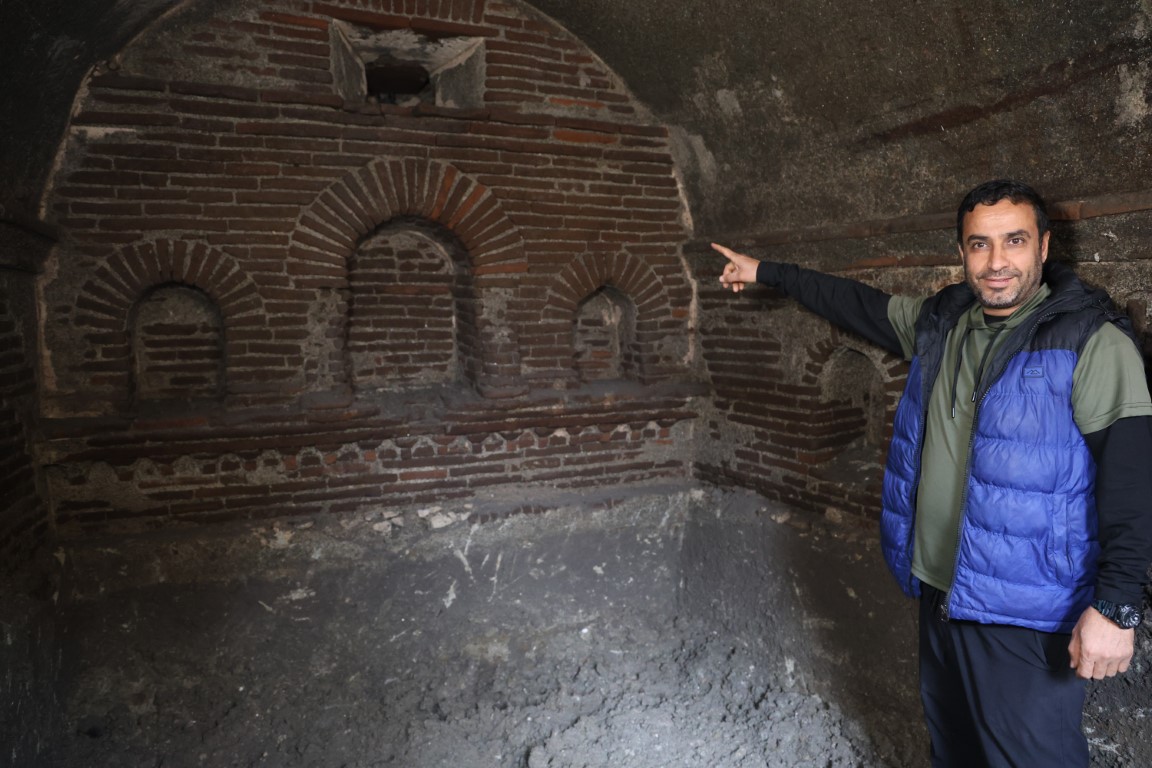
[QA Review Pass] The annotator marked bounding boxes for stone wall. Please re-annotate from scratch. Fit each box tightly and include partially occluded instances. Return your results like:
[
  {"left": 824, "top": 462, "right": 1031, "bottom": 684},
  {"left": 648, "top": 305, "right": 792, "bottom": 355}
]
[
  {"left": 0, "top": 215, "right": 50, "bottom": 568},
  {"left": 0, "top": 285, "right": 43, "bottom": 559}
]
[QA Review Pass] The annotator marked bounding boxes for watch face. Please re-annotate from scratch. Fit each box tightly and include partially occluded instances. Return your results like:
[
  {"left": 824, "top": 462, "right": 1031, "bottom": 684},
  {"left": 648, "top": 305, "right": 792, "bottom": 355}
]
[
  {"left": 1114, "top": 604, "right": 1144, "bottom": 630},
  {"left": 1097, "top": 600, "right": 1144, "bottom": 629}
]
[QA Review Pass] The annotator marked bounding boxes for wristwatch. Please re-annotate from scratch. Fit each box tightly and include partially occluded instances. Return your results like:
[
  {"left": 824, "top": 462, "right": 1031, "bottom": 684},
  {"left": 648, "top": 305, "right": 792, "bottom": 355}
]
[{"left": 1092, "top": 599, "right": 1144, "bottom": 630}]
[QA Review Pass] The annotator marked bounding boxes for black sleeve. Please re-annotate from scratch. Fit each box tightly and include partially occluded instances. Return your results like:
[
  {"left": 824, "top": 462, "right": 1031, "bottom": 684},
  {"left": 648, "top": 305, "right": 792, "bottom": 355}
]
[
  {"left": 1082, "top": 415, "right": 1152, "bottom": 606},
  {"left": 756, "top": 261, "right": 903, "bottom": 356}
]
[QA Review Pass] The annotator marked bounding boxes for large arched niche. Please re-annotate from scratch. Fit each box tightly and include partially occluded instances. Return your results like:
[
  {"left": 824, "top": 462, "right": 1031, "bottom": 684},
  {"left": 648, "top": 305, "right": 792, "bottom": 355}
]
[
  {"left": 291, "top": 156, "right": 527, "bottom": 398},
  {"left": 346, "top": 218, "right": 477, "bottom": 393},
  {"left": 38, "top": 0, "right": 691, "bottom": 409}
]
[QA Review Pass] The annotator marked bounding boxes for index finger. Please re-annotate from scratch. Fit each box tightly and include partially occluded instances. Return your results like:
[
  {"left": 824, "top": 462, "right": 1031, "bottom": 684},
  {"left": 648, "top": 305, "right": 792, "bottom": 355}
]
[{"left": 710, "top": 242, "right": 740, "bottom": 261}]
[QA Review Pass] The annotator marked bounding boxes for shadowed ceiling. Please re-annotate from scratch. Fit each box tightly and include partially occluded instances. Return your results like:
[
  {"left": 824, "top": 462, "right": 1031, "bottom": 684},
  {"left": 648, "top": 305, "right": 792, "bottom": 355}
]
[{"left": 3, "top": 0, "right": 1151, "bottom": 239}]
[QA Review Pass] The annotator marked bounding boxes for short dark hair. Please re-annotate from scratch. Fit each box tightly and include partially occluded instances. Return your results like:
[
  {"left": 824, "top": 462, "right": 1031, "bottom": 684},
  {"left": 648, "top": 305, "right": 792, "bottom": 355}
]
[{"left": 956, "top": 179, "right": 1049, "bottom": 243}]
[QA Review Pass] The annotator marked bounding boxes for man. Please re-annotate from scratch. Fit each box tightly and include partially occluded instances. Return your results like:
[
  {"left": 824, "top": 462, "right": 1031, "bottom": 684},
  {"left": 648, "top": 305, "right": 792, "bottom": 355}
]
[{"left": 713, "top": 179, "right": 1152, "bottom": 767}]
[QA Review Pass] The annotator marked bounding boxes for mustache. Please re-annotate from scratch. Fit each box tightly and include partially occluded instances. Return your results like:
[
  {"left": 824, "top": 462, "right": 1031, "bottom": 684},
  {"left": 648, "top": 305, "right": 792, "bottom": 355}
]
[{"left": 975, "top": 269, "right": 1021, "bottom": 279}]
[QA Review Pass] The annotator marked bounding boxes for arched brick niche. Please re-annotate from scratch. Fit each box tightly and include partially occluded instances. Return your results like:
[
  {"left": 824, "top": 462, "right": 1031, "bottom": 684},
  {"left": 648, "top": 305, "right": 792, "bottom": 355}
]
[
  {"left": 698, "top": 296, "right": 908, "bottom": 521},
  {"left": 812, "top": 341, "right": 899, "bottom": 466},
  {"left": 291, "top": 156, "right": 527, "bottom": 397},
  {"left": 43, "top": 0, "right": 687, "bottom": 408},
  {"left": 800, "top": 333, "right": 907, "bottom": 518},
  {"left": 778, "top": 332, "right": 905, "bottom": 518},
  {"left": 35, "top": 0, "right": 695, "bottom": 534},
  {"left": 347, "top": 220, "right": 477, "bottom": 392},
  {"left": 573, "top": 286, "right": 639, "bottom": 383},
  {"left": 533, "top": 252, "right": 682, "bottom": 387},
  {"left": 132, "top": 284, "right": 225, "bottom": 403},
  {"left": 292, "top": 158, "right": 527, "bottom": 275},
  {"left": 68, "top": 241, "right": 265, "bottom": 413}
]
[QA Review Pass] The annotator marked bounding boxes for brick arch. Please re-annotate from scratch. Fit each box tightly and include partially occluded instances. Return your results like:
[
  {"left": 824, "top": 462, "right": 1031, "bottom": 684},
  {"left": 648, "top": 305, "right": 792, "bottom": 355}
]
[
  {"left": 79, "top": 240, "right": 264, "bottom": 321},
  {"left": 807, "top": 334, "right": 906, "bottom": 455},
  {"left": 74, "top": 240, "right": 265, "bottom": 404},
  {"left": 808, "top": 333, "right": 906, "bottom": 392},
  {"left": 292, "top": 157, "right": 529, "bottom": 397},
  {"left": 539, "top": 252, "right": 678, "bottom": 384},
  {"left": 290, "top": 157, "right": 527, "bottom": 279}
]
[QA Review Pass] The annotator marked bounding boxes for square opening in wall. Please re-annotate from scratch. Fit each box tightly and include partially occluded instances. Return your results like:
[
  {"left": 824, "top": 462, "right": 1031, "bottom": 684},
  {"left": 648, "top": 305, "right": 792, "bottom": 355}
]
[{"left": 331, "top": 22, "right": 486, "bottom": 109}]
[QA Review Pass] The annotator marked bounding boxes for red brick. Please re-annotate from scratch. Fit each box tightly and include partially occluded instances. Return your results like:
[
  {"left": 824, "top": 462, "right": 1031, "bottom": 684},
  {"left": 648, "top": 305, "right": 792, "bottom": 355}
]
[{"left": 259, "top": 12, "right": 330, "bottom": 30}]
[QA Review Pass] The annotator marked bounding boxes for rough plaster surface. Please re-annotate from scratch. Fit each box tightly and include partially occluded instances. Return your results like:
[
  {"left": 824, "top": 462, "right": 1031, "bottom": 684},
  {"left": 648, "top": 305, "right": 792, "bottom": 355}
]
[{"left": 527, "top": 0, "right": 1152, "bottom": 237}]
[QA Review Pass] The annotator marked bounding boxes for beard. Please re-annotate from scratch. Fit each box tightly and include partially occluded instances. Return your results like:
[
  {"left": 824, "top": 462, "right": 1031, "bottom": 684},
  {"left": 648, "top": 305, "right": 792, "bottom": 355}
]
[{"left": 965, "top": 251, "right": 1044, "bottom": 312}]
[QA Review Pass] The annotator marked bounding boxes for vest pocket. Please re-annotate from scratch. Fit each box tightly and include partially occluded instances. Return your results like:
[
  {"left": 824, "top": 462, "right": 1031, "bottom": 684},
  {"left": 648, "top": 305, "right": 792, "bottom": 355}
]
[{"left": 1051, "top": 496, "right": 1098, "bottom": 589}]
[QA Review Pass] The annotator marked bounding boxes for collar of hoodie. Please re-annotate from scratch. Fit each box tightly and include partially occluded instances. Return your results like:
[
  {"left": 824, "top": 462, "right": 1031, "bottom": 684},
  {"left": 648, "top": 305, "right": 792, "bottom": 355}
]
[{"left": 946, "top": 284, "right": 1051, "bottom": 419}]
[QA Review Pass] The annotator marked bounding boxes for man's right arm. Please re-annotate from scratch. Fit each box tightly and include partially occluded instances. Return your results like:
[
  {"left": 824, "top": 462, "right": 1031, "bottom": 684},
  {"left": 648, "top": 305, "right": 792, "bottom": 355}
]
[
  {"left": 755, "top": 261, "right": 903, "bottom": 356},
  {"left": 711, "top": 243, "right": 904, "bottom": 357}
]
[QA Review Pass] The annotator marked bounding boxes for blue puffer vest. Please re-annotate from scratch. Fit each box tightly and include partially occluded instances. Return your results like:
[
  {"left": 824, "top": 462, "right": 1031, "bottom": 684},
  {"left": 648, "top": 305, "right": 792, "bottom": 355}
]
[{"left": 880, "top": 262, "right": 1132, "bottom": 633}]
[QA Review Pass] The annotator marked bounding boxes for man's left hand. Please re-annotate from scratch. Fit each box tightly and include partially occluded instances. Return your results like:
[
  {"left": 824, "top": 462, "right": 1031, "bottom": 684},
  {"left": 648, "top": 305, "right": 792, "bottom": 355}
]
[{"left": 1068, "top": 606, "right": 1135, "bottom": 680}]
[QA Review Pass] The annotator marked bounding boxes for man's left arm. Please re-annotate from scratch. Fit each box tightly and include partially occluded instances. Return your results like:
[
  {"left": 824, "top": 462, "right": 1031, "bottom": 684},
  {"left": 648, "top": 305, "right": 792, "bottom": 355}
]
[
  {"left": 1070, "top": 415, "right": 1152, "bottom": 679},
  {"left": 1068, "top": 322, "right": 1152, "bottom": 679}
]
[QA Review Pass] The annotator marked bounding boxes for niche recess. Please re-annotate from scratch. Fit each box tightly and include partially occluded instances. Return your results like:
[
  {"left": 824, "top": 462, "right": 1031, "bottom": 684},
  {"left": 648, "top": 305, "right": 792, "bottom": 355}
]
[
  {"left": 814, "top": 347, "right": 888, "bottom": 481},
  {"left": 330, "top": 21, "right": 485, "bottom": 107},
  {"left": 573, "top": 286, "right": 640, "bottom": 383},
  {"left": 131, "top": 284, "right": 225, "bottom": 404},
  {"left": 347, "top": 220, "right": 478, "bottom": 392}
]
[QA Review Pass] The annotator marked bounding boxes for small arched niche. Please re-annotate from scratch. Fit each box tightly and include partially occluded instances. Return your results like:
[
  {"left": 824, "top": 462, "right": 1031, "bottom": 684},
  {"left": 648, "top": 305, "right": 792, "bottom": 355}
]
[
  {"left": 347, "top": 220, "right": 477, "bottom": 392},
  {"left": 131, "top": 284, "right": 225, "bottom": 404},
  {"left": 573, "top": 286, "right": 640, "bottom": 383},
  {"left": 814, "top": 346, "right": 889, "bottom": 478}
]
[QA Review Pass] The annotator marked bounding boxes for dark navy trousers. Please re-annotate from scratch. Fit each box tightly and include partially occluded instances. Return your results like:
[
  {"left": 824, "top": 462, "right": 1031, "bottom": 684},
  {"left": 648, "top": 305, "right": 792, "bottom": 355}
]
[{"left": 919, "top": 585, "right": 1090, "bottom": 768}]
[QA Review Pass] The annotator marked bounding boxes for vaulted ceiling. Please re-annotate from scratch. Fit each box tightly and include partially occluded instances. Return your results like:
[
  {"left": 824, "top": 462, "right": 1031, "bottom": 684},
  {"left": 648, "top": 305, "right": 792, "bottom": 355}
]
[{"left": 4, "top": 0, "right": 1151, "bottom": 239}]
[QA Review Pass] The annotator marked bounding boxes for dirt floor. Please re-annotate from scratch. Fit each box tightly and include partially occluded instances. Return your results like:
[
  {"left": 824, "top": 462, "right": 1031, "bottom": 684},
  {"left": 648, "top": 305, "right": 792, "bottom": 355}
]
[
  {"left": 51, "top": 587, "right": 884, "bottom": 768},
  {"left": 5, "top": 485, "right": 1148, "bottom": 767}
]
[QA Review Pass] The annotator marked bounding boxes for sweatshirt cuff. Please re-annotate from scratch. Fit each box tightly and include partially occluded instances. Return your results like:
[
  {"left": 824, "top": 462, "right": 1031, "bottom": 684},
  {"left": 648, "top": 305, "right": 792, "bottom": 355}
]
[
  {"left": 755, "top": 260, "right": 780, "bottom": 286},
  {"left": 1093, "top": 584, "right": 1146, "bottom": 607}
]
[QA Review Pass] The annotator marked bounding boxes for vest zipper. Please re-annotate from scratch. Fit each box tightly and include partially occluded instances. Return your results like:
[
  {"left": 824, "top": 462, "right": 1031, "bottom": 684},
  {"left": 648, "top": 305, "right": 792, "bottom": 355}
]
[
  {"left": 949, "top": 323, "right": 1007, "bottom": 418},
  {"left": 949, "top": 327, "right": 972, "bottom": 419},
  {"left": 941, "top": 310, "right": 1059, "bottom": 621},
  {"left": 971, "top": 323, "right": 1007, "bottom": 401}
]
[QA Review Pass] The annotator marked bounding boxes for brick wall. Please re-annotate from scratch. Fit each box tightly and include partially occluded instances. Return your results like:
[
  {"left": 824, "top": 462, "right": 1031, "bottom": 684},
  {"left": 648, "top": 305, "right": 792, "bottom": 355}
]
[
  {"left": 689, "top": 224, "right": 959, "bottom": 522},
  {"left": 693, "top": 263, "right": 906, "bottom": 521},
  {"left": 0, "top": 274, "right": 46, "bottom": 566},
  {"left": 347, "top": 223, "right": 464, "bottom": 390},
  {"left": 39, "top": 0, "right": 698, "bottom": 535},
  {"left": 133, "top": 285, "right": 225, "bottom": 401}
]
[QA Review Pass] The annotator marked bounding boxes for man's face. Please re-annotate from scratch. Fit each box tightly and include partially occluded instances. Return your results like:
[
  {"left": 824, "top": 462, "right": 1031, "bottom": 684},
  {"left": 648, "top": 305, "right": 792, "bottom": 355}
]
[{"left": 958, "top": 199, "right": 1050, "bottom": 316}]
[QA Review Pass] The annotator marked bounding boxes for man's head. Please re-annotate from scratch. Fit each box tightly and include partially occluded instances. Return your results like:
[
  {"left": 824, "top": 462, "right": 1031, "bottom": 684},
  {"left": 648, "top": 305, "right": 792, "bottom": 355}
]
[
  {"left": 956, "top": 179, "right": 1050, "bottom": 244},
  {"left": 956, "top": 179, "right": 1051, "bottom": 317}
]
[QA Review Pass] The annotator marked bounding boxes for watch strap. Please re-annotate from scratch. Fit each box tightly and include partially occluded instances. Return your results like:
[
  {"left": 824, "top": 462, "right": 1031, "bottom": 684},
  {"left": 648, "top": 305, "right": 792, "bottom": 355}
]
[{"left": 1092, "top": 599, "right": 1144, "bottom": 630}]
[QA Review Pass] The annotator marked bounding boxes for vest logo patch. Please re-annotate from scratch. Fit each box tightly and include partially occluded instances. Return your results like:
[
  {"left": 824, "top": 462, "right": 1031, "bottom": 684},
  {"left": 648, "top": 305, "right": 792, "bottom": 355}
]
[{"left": 1023, "top": 366, "right": 1044, "bottom": 378}]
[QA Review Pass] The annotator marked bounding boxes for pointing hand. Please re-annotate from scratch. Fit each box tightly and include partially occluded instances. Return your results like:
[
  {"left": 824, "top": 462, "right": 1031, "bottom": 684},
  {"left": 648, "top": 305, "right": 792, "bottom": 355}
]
[{"left": 711, "top": 243, "right": 760, "bottom": 293}]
